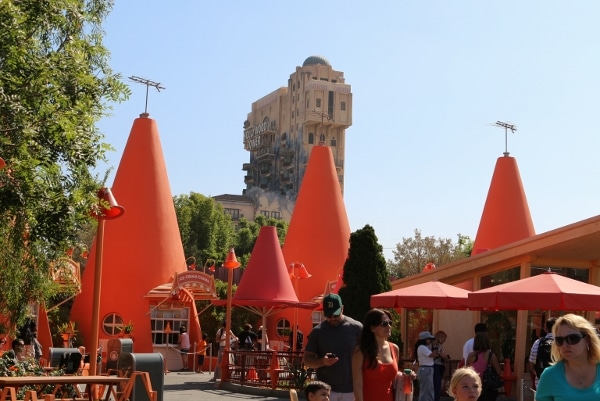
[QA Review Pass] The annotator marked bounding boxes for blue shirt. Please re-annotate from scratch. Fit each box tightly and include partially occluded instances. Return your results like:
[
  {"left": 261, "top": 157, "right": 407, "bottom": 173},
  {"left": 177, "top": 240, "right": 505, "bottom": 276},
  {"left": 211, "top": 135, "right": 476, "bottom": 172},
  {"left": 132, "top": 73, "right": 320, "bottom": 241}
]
[{"left": 536, "top": 360, "right": 600, "bottom": 401}]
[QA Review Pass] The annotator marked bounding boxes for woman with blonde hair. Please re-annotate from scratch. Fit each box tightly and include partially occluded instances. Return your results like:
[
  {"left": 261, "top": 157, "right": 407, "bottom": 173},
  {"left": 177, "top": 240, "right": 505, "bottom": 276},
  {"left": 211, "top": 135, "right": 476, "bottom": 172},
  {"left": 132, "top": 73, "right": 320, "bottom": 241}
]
[{"left": 535, "top": 313, "right": 600, "bottom": 400}]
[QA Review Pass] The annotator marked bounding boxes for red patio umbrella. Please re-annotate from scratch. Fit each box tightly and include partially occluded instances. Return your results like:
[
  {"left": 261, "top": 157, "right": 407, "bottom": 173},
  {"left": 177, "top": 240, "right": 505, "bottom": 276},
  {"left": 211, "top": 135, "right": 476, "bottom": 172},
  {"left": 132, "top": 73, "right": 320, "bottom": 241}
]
[
  {"left": 468, "top": 272, "right": 600, "bottom": 311},
  {"left": 370, "top": 281, "right": 471, "bottom": 309}
]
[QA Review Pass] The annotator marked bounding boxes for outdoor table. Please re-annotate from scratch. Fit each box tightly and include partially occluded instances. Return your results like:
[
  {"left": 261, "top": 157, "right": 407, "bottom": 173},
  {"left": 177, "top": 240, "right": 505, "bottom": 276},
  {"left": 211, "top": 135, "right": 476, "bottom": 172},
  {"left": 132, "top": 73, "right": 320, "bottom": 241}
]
[{"left": 0, "top": 375, "right": 129, "bottom": 401}]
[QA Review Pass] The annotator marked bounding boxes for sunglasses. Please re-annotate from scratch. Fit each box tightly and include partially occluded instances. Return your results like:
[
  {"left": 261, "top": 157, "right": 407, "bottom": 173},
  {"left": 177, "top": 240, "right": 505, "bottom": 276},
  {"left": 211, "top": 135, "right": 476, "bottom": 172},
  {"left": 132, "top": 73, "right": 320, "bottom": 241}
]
[
  {"left": 380, "top": 320, "right": 392, "bottom": 327},
  {"left": 554, "top": 333, "right": 586, "bottom": 346}
]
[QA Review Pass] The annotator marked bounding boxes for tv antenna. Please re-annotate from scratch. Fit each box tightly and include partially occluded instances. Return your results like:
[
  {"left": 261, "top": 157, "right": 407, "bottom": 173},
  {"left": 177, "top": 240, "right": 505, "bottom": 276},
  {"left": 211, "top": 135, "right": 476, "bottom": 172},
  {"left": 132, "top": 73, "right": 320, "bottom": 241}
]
[
  {"left": 312, "top": 109, "right": 333, "bottom": 142},
  {"left": 493, "top": 121, "right": 517, "bottom": 156},
  {"left": 128, "top": 76, "right": 165, "bottom": 115}
]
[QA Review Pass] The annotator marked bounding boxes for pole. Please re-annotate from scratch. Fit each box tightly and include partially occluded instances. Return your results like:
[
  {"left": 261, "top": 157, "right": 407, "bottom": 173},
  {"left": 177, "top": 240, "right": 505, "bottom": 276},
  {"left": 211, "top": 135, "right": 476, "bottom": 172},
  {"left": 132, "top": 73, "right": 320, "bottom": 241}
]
[
  {"left": 292, "top": 275, "right": 298, "bottom": 352},
  {"left": 89, "top": 219, "right": 105, "bottom": 376},
  {"left": 209, "top": 343, "right": 213, "bottom": 373},
  {"left": 225, "top": 268, "right": 233, "bottom": 354}
]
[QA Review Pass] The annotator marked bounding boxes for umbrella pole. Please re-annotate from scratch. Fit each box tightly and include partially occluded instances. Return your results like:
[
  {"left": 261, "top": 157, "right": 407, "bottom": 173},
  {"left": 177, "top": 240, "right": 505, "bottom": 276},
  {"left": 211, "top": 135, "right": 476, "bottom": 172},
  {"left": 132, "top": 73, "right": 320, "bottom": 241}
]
[{"left": 262, "top": 308, "right": 267, "bottom": 351}]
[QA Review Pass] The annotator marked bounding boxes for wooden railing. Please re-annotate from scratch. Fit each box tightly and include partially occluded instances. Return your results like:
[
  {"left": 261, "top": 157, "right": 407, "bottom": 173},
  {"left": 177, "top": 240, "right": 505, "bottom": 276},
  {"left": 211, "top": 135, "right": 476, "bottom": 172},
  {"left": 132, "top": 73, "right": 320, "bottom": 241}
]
[{"left": 221, "top": 350, "right": 315, "bottom": 390}]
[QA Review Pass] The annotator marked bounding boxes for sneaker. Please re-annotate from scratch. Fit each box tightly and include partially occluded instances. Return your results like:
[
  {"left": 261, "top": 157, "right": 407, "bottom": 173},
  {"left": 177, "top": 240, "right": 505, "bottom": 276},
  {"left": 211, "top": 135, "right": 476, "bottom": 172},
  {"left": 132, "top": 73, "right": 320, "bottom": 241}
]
[{"left": 209, "top": 378, "right": 216, "bottom": 382}]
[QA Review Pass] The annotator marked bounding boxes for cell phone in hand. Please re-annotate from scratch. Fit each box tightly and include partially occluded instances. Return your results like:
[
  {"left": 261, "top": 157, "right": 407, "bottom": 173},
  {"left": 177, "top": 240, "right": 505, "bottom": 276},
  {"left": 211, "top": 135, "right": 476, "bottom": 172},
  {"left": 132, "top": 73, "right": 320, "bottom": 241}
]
[{"left": 325, "top": 353, "right": 337, "bottom": 358}]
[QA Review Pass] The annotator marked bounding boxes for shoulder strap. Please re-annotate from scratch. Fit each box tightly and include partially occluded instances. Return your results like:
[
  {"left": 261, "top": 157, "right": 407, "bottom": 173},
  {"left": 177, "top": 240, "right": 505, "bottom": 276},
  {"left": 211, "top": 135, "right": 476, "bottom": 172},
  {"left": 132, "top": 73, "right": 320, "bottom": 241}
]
[
  {"left": 390, "top": 342, "right": 398, "bottom": 362},
  {"left": 487, "top": 350, "right": 493, "bottom": 366}
]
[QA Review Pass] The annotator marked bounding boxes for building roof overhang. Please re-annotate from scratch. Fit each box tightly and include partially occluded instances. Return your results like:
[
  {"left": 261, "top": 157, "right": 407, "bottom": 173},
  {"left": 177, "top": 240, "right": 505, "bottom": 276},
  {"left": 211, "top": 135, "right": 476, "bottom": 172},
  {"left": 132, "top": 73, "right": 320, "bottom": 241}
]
[{"left": 391, "top": 214, "right": 600, "bottom": 289}]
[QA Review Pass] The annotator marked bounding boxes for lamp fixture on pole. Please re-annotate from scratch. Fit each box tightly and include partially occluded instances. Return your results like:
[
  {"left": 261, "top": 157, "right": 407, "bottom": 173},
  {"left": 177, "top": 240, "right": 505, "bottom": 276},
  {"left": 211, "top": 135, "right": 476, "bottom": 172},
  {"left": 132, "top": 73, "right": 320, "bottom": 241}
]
[
  {"left": 89, "top": 188, "right": 124, "bottom": 375},
  {"left": 223, "top": 248, "right": 240, "bottom": 354}
]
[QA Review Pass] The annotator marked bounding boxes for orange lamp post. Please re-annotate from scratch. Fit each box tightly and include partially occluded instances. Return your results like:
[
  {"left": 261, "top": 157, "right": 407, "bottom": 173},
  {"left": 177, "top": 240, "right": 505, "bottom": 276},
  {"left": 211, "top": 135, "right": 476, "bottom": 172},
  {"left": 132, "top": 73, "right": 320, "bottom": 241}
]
[
  {"left": 223, "top": 248, "right": 240, "bottom": 352},
  {"left": 288, "top": 262, "right": 311, "bottom": 352},
  {"left": 89, "top": 188, "right": 124, "bottom": 375}
]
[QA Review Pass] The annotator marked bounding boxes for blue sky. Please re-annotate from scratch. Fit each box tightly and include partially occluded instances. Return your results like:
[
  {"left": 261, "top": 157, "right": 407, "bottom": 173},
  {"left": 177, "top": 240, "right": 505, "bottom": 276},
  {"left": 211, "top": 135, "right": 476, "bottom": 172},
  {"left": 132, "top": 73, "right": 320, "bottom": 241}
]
[{"left": 97, "top": 1, "right": 600, "bottom": 260}]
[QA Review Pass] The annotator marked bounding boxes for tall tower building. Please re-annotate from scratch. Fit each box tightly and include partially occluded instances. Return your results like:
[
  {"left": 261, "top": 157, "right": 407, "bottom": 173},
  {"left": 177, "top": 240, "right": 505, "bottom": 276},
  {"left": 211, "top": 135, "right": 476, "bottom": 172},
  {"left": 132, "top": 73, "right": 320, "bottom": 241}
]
[{"left": 239, "top": 55, "right": 352, "bottom": 221}]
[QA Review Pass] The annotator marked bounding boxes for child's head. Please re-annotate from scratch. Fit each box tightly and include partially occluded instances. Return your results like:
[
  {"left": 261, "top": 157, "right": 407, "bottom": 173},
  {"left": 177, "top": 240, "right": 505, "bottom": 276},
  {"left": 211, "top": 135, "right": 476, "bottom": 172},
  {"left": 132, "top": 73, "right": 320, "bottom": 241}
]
[
  {"left": 449, "top": 367, "right": 481, "bottom": 400},
  {"left": 304, "top": 380, "right": 331, "bottom": 401}
]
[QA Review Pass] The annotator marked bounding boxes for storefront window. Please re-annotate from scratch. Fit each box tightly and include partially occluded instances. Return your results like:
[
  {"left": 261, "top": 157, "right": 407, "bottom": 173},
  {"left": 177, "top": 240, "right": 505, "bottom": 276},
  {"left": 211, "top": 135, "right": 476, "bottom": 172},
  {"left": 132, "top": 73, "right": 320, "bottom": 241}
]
[
  {"left": 405, "top": 308, "right": 433, "bottom": 358},
  {"left": 150, "top": 306, "right": 189, "bottom": 345}
]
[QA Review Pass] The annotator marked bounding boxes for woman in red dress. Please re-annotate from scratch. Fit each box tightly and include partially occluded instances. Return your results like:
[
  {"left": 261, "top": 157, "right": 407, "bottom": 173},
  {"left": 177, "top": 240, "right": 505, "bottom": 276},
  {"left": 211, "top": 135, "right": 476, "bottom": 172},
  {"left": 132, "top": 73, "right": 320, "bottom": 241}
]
[{"left": 352, "top": 309, "right": 410, "bottom": 401}]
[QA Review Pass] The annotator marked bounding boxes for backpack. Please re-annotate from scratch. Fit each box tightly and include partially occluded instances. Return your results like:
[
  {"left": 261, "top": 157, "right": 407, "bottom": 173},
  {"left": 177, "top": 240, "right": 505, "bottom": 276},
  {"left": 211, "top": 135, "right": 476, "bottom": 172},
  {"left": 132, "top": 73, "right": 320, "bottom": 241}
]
[
  {"left": 534, "top": 336, "right": 553, "bottom": 377},
  {"left": 243, "top": 334, "right": 254, "bottom": 350}
]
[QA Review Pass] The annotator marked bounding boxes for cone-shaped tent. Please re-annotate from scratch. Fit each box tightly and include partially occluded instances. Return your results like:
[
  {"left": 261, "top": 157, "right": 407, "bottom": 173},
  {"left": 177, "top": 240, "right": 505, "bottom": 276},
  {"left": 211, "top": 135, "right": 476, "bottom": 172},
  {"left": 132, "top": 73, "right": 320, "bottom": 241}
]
[
  {"left": 229, "top": 226, "right": 316, "bottom": 350},
  {"left": 472, "top": 155, "right": 535, "bottom": 255},
  {"left": 70, "top": 115, "right": 187, "bottom": 353},
  {"left": 234, "top": 226, "right": 307, "bottom": 308},
  {"left": 271, "top": 145, "right": 351, "bottom": 342},
  {"left": 282, "top": 145, "right": 351, "bottom": 299}
]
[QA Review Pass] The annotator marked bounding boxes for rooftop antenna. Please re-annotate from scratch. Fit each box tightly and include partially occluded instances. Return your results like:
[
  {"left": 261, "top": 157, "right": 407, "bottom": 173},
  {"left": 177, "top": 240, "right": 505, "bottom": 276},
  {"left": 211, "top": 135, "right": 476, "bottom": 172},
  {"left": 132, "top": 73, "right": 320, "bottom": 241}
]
[
  {"left": 494, "top": 121, "right": 517, "bottom": 156},
  {"left": 128, "top": 76, "right": 165, "bottom": 116},
  {"left": 312, "top": 109, "right": 332, "bottom": 145}
]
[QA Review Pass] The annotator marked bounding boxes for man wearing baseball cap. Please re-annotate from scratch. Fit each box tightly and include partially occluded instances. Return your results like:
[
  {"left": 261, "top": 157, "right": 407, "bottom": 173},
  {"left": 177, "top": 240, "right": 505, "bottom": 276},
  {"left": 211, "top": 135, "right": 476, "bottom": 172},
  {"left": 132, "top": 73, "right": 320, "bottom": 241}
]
[{"left": 304, "top": 294, "right": 362, "bottom": 401}]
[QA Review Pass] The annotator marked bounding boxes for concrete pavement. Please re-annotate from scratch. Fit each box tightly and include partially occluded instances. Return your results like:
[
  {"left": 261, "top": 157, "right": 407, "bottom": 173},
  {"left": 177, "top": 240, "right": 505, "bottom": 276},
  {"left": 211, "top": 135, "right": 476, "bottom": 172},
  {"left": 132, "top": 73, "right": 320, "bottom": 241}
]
[{"left": 163, "top": 370, "right": 291, "bottom": 401}]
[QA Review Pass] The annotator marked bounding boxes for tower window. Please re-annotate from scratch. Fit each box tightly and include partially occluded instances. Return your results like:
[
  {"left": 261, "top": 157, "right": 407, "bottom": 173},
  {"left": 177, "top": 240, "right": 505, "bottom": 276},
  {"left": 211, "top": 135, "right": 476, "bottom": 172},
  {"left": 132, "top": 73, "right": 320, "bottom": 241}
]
[
  {"left": 330, "top": 137, "right": 337, "bottom": 146},
  {"left": 316, "top": 99, "right": 321, "bottom": 108},
  {"left": 224, "top": 208, "right": 240, "bottom": 220},
  {"left": 341, "top": 101, "right": 346, "bottom": 111},
  {"left": 308, "top": 133, "right": 314, "bottom": 144}
]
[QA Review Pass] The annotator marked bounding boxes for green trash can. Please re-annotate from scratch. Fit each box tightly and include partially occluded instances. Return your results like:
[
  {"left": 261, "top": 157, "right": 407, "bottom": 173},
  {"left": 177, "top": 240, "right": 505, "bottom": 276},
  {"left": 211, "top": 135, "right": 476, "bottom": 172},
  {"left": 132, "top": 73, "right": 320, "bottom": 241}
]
[{"left": 118, "top": 352, "right": 164, "bottom": 401}]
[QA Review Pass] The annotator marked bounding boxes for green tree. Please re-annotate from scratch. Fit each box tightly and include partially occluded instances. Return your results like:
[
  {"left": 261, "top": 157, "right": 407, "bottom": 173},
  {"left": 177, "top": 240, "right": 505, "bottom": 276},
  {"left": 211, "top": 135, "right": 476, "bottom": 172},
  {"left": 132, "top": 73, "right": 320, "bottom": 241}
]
[
  {"left": 0, "top": 1, "right": 129, "bottom": 325},
  {"left": 233, "top": 214, "right": 288, "bottom": 262},
  {"left": 388, "top": 229, "right": 472, "bottom": 279},
  {"left": 338, "top": 225, "right": 391, "bottom": 323},
  {"left": 173, "top": 193, "right": 236, "bottom": 264}
]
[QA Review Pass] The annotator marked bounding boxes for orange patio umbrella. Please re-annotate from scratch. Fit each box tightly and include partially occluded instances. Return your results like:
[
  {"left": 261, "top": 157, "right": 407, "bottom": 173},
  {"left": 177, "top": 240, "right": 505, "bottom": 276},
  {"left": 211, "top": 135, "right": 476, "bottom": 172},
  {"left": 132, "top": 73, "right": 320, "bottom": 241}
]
[
  {"left": 371, "top": 281, "right": 471, "bottom": 310},
  {"left": 468, "top": 272, "right": 600, "bottom": 311}
]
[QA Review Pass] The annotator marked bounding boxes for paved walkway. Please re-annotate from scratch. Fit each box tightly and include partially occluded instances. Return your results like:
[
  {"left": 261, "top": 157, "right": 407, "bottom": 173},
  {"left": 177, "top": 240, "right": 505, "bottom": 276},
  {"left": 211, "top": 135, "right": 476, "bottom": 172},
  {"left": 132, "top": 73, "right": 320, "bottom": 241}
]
[{"left": 163, "top": 370, "right": 291, "bottom": 401}]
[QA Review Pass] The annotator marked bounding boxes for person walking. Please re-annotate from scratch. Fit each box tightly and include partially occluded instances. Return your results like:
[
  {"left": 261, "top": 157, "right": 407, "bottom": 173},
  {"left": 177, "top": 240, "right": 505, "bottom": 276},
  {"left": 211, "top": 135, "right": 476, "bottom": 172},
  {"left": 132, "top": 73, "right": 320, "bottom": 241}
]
[
  {"left": 466, "top": 332, "right": 502, "bottom": 401},
  {"left": 210, "top": 321, "right": 237, "bottom": 382},
  {"left": 462, "top": 323, "right": 487, "bottom": 365},
  {"left": 352, "top": 308, "right": 413, "bottom": 401},
  {"left": 536, "top": 313, "right": 600, "bottom": 401},
  {"left": 433, "top": 330, "right": 451, "bottom": 401},
  {"left": 196, "top": 333, "right": 208, "bottom": 373},
  {"left": 178, "top": 325, "right": 190, "bottom": 371},
  {"left": 415, "top": 331, "right": 442, "bottom": 401},
  {"left": 238, "top": 324, "right": 258, "bottom": 351},
  {"left": 304, "top": 294, "right": 362, "bottom": 401},
  {"left": 528, "top": 317, "right": 556, "bottom": 389}
]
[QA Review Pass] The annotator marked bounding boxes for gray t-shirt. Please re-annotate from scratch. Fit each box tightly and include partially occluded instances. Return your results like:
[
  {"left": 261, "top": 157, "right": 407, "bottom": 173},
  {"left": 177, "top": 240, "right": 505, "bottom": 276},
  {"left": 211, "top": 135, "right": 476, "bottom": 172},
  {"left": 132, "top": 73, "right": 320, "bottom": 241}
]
[{"left": 305, "top": 316, "right": 362, "bottom": 393}]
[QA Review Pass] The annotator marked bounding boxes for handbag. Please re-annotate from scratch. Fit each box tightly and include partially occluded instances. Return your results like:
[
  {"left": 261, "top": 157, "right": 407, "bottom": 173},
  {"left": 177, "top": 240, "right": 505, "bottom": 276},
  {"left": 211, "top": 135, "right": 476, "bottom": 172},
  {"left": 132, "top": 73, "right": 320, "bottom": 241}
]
[{"left": 482, "top": 351, "right": 504, "bottom": 390}]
